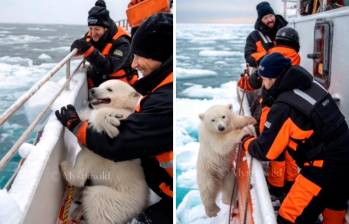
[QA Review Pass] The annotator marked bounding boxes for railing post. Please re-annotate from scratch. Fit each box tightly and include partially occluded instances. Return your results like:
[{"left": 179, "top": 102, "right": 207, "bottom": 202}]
[{"left": 66, "top": 59, "right": 71, "bottom": 90}]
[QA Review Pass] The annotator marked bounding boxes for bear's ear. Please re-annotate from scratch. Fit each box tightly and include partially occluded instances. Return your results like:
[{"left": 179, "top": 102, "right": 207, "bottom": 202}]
[
  {"left": 199, "top": 113, "right": 204, "bottom": 120},
  {"left": 130, "top": 91, "right": 141, "bottom": 98},
  {"left": 228, "top": 104, "right": 233, "bottom": 110}
]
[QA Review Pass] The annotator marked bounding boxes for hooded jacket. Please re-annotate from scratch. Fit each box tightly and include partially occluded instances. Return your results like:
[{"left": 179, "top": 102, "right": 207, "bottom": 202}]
[
  {"left": 75, "top": 57, "right": 173, "bottom": 199},
  {"left": 84, "top": 19, "right": 134, "bottom": 86},
  {"left": 243, "top": 66, "right": 349, "bottom": 170},
  {"left": 244, "top": 15, "right": 288, "bottom": 67}
]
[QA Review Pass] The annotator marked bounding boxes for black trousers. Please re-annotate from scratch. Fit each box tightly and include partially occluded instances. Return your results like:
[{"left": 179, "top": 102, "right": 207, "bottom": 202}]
[{"left": 136, "top": 198, "right": 173, "bottom": 224}]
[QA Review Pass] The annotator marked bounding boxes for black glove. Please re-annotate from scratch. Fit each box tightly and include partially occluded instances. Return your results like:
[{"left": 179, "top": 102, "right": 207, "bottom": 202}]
[
  {"left": 249, "top": 71, "right": 262, "bottom": 89},
  {"left": 70, "top": 38, "right": 91, "bottom": 54},
  {"left": 55, "top": 105, "right": 81, "bottom": 132}
]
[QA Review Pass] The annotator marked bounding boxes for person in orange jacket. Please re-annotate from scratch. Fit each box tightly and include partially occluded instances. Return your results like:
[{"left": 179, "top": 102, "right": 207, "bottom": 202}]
[
  {"left": 239, "top": 27, "right": 301, "bottom": 198},
  {"left": 244, "top": 1, "right": 288, "bottom": 69},
  {"left": 238, "top": 27, "right": 300, "bottom": 91},
  {"left": 242, "top": 53, "right": 349, "bottom": 224},
  {"left": 57, "top": 13, "right": 173, "bottom": 223},
  {"left": 71, "top": 0, "right": 137, "bottom": 88}
]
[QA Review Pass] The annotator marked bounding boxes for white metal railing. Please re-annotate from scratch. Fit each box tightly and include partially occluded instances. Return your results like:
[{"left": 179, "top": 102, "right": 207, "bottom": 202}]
[
  {"left": 0, "top": 49, "right": 83, "bottom": 171},
  {"left": 0, "top": 18, "right": 130, "bottom": 173},
  {"left": 116, "top": 19, "right": 130, "bottom": 31}
]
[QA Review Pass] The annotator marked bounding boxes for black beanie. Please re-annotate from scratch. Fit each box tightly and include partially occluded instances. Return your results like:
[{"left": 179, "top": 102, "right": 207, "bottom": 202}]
[
  {"left": 258, "top": 53, "right": 291, "bottom": 78},
  {"left": 88, "top": 0, "right": 110, "bottom": 28},
  {"left": 256, "top": 1, "right": 275, "bottom": 19},
  {"left": 131, "top": 13, "right": 173, "bottom": 63}
]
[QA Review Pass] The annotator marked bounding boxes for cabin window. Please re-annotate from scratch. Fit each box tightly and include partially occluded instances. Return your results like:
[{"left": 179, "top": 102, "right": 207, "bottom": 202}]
[
  {"left": 308, "top": 19, "right": 333, "bottom": 88},
  {"left": 300, "top": 0, "right": 346, "bottom": 15}
]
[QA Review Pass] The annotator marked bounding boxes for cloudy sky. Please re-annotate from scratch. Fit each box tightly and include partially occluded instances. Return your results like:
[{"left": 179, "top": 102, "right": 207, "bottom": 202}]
[
  {"left": 0, "top": 0, "right": 129, "bottom": 24},
  {"left": 0, "top": 0, "right": 286, "bottom": 25},
  {"left": 177, "top": 0, "right": 285, "bottom": 24}
]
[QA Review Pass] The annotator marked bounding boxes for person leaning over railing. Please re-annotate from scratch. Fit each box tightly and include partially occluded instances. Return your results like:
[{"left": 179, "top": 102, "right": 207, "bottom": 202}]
[
  {"left": 239, "top": 27, "right": 301, "bottom": 200},
  {"left": 56, "top": 13, "right": 173, "bottom": 224},
  {"left": 71, "top": 0, "right": 138, "bottom": 89},
  {"left": 241, "top": 53, "right": 349, "bottom": 224}
]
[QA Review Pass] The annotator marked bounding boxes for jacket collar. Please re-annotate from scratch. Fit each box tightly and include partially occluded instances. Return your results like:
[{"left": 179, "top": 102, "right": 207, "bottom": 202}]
[{"left": 135, "top": 57, "right": 173, "bottom": 95}]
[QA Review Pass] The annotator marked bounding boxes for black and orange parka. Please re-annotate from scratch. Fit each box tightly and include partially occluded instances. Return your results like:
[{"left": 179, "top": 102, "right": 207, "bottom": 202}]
[
  {"left": 244, "top": 15, "right": 288, "bottom": 67},
  {"left": 83, "top": 19, "right": 137, "bottom": 87},
  {"left": 74, "top": 57, "right": 173, "bottom": 199},
  {"left": 243, "top": 66, "right": 349, "bottom": 171}
]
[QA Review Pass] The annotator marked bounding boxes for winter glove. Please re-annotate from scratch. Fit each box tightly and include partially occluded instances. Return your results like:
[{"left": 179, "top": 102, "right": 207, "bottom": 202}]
[
  {"left": 249, "top": 71, "right": 262, "bottom": 89},
  {"left": 55, "top": 105, "right": 81, "bottom": 132},
  {"left": 237, "top": 75, "right": 254, "bottom": 91},
  {"left": 70, "top": 38, "right": 91, "bottom": 55}
]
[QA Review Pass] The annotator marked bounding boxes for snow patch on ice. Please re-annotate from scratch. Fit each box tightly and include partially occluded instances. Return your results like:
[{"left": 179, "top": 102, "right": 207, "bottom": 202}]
[
  {"left": 177, "top": 67, "right": 217, "bottom": 79},
  {"left": 181, "top": 81, "right": 237, "bottom": 99},
  {"left": 177, "top": 191, "right": 230, "bottom": 224},
  {"left": 199, "top": 50, "right": 243, "bottom": 57}
]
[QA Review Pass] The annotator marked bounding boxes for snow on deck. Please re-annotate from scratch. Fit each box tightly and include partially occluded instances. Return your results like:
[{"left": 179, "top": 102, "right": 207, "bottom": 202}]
[{"left": 0, "top": 69, "right": 86, "bottom": 224}]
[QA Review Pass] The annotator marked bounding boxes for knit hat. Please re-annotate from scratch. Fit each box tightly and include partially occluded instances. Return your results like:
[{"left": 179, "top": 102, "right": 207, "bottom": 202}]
[
  {"left": 256, "top": 1, "right": 275, "bottom": 19},
  {"left": 88, "top": 0, "right": 111, "bottom": 28},
  {"left": 131, "top": 13, "right": 173, "bottom": 62},
  {"left": 258, "top": 53, "right": 291, "bottom": 78}
]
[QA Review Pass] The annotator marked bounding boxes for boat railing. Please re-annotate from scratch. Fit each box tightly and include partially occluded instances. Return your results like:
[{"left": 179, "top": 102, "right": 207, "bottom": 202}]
[
  {"left": 0, "top": 49, "right": 84, "bottom": 171},
  {"left": 0, "top": 18, "right": 130, "bottom": 174},
  {"left": 116, "top": 18, "right": 130, "bottom": 31}
]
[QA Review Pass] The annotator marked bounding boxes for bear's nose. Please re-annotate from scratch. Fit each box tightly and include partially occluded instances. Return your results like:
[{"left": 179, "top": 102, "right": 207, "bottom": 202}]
[
  {"left": 90, "top": 88, "right": 95, "bottom": 96},
  {"left": 218, "top": 125, "right": 225, "bottom": 132}
]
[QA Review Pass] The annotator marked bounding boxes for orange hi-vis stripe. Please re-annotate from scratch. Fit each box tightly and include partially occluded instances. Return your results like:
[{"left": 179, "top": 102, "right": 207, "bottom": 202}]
[
  {"left": 323, "top": 208, "right": 346, "bottom": 224},
  {"left": 109, "top": 69, "right": 138, "bottom": 86},
  {"left": 159, "top": 182, "right": 173, "bottom": 198},
  {"left": 135, "top": 72, "right": 173, "bottom": 112},
  {"left": 102, "top": 26, "right": 130, "bottom": 56},
  {"left": 156, "top": 151, "right": 173, "bottom": 177},
  {"left": 76, "top": 121, "right": 89, "bottom": 145},
  {"left": 83, "top": 46, "right": 95, "bottom": 58}
]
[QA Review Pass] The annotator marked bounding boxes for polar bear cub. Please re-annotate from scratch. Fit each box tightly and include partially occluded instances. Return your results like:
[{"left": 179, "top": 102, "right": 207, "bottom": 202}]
[
  {"left": 60, "top": 80, "right": 148, "bottom": 224},
  {"left": 197, "top": 104, "right": 256, "bottom": 217}
]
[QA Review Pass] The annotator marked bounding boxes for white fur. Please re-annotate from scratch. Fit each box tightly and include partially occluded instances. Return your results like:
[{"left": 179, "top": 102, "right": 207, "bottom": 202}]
[
  {"left": 197, "top": 104, "right": 256, "bottom": 217},
  {"left": 60, "top": 80, "right": 148, "bottom": 224}
]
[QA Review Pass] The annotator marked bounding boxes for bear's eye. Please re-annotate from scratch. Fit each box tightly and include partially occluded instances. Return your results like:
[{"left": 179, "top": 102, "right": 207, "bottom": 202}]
[
  {"left": 211, "top": 119, "right": 215, "bottom": 122},
  {"left": 107, "top": 88, "right": 113, "bottom": 92},
  {"left": 222, "top": 115, "right": 226, "bottom": 119}
]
